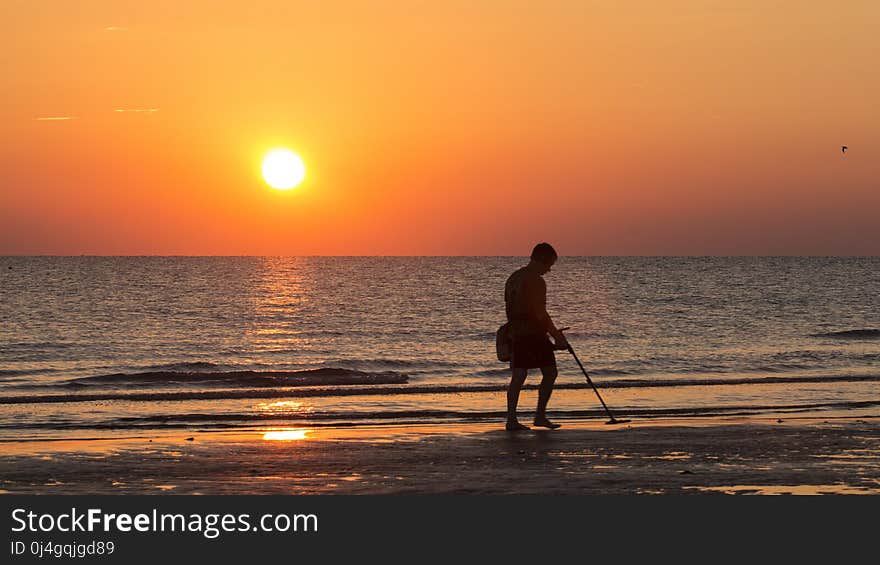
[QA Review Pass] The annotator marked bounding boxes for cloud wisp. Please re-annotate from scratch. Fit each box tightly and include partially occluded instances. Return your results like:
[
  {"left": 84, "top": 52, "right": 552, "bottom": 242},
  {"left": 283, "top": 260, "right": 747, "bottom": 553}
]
[
  {"left": 33, "top": 109, "right": 158, "bottom": 122},
  {"left": 114, "top": 108, "right": 159, "bottom": 113}
]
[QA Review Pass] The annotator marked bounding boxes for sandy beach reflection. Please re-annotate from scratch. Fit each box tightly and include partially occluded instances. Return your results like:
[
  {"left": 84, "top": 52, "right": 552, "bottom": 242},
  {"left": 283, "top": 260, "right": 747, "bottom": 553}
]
[{"left": 262, "top": 429, "right": 309, "bottom": 441}]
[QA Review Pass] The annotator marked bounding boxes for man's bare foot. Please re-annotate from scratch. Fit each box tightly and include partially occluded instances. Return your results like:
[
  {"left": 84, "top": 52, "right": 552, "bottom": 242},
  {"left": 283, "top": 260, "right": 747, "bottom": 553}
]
[
  {"left": 505, "top": 421, "right": 530, "bottom": 431},
  {"left": 533, "top": 417, "right": 561, "bottom": 429}
]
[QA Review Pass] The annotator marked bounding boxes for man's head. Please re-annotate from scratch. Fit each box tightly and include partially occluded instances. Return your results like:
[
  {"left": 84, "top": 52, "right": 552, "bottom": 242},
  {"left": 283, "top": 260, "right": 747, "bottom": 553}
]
[{"left": 529, "top": 242, "right": 558, "bottom": 274}]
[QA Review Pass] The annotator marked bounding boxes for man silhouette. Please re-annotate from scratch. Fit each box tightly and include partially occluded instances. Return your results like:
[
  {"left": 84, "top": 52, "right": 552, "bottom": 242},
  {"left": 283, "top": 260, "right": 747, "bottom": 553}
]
[{"left": 504, "top": 243, "right": 568, "bottom": 430}]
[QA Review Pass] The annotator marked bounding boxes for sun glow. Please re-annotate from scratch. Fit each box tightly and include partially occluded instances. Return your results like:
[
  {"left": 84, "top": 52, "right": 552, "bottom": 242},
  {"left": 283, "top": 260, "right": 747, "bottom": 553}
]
[{"left": 261, "top": 149, "right": 306, "bottom": 190}]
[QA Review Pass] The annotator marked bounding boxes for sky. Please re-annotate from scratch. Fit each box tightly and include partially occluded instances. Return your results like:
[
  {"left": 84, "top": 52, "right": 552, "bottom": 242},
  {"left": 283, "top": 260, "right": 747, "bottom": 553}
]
[{"left": 2, "top": 1, "right": 878, "bottom": 255}]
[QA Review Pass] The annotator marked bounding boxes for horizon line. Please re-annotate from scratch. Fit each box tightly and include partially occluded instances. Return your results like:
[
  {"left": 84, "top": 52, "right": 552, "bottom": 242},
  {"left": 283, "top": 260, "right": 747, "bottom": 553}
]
[{"left": 2, "top": 254, "right": 879, "bottom": 259}]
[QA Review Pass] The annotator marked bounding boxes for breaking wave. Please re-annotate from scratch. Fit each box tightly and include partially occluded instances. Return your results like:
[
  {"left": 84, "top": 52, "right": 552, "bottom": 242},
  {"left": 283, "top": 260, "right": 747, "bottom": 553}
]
[
  {"left": 811, "top": 329, "right": 880, "bottom": 339},
  {"left": 65, "top": 368, "right": 408, "bottom": 388},
  {"left": 2, "top": 399, "right": 877, "bottom": 431},
  {"left": 3, "top": 373, "right": 878, "bottom": 405}
]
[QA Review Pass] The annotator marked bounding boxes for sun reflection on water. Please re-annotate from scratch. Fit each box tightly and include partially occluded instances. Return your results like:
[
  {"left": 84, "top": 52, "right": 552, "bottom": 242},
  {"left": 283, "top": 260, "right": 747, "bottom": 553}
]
[
  {"left": 262, "top": 429, "right": 309, "bottom": 441},
  {"left": 258, "top": 400, "right": 304, "bottom": 412}
]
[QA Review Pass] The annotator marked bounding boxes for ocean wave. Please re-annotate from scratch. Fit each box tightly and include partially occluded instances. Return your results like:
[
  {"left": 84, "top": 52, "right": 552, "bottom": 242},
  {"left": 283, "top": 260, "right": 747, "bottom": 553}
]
[
  {"left": 120, "top": 399, "right": 880, "bottom": 424},
  {"left": 589, "top": 368, "right": 635, "bottom": 376},
  {"left": 3, "top": 341, "right": 81, "bottom": 350},
  {"left": 562, "top": 331, "right": 629, "bottom": 340},
  {"left": 473, "top": 367, "right": 635, "bottom": 378},
  {"left": 3, "top": 399, "right": 877, "bottom": 431},
  {"left": 325, "top": 358, "right": 467, "bottom": 370},
  {"left": 3, "top": 374, "right": 878, "bottom": 405},
  {"left": 473, "top": 368, "right": 514, "bottom": 378},
  {"left": 746, "top": 364, "right": 813, "bottom": 374},
  {"left": 134, "top": 361, "right": 231, "bottom": 372},
  {"left": 0, "top": 368, "right": 64, "bottom": 377},
  {"left": 442, "top": 331, "right": 628, "bottom": 342},
  {"left": 64, "top": 368, "right": 408, "bottom": 388},
  {"left": 811, "top": 329, "right": 880, "bottom": 339}
]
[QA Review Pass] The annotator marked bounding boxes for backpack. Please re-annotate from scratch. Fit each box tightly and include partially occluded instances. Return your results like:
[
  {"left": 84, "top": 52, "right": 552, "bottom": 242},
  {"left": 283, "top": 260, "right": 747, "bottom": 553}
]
[{"left": 496, "top": 322, "right": 512, "bottom": 362}]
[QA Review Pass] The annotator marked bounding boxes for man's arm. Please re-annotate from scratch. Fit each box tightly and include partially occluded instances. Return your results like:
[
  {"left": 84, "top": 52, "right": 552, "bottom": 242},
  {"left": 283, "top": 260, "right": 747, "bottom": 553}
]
[{"left": 524, "top": 276, "right": 568, "bottom": 348}]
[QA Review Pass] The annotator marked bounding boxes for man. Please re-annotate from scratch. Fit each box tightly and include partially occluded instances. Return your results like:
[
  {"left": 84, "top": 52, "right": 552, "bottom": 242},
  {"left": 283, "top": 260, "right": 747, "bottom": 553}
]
[{"left": 504, "top": 242, "right": 568, "bottom": 431}]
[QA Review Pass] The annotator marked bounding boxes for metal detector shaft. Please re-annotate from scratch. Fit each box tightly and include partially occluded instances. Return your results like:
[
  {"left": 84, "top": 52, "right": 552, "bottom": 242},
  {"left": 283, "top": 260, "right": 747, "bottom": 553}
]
[{"left": 566, "top": 343, "right": 621, "bottom": 423}]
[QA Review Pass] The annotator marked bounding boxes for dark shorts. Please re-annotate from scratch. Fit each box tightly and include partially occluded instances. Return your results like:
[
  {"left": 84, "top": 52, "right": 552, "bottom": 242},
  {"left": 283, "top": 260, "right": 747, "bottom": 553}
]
[{"left": 511, "top": 334, "right": 556, "bottom": 369}]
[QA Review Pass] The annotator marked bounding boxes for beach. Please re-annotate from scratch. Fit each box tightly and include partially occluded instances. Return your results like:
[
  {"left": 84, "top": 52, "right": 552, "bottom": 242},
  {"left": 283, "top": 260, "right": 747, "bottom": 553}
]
[
  {"left": 3, "top": 257, "right": 879, "bottom": 495},
  {"left": 2, "top": 416, "right": 878, "bottom": 495}
]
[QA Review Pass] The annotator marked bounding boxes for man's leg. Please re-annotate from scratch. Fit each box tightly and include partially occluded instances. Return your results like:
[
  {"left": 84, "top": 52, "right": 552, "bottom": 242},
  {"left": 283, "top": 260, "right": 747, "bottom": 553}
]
[
  {"left": 534, "top": 364, "right": 561, "bottom": 429},
  {"left": 506, "top": 367, "right": 529, "bottom": 430}
]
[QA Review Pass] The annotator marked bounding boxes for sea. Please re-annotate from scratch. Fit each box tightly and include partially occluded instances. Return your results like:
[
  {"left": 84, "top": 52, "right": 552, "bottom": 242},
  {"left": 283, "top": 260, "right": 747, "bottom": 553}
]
[{"left": 1, "top": 257, "right": 878, "bottom": 440}]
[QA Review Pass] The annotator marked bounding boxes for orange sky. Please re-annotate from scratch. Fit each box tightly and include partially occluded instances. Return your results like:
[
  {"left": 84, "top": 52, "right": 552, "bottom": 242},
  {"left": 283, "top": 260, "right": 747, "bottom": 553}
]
[{"left": 2, "top": 1, "right": 878, "bottom": 255}]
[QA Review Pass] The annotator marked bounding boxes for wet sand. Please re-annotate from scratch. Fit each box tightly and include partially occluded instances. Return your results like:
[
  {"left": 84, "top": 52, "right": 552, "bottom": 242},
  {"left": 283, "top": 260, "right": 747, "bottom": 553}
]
[{"left": 1, "top": 417, "right": 878, "bottom": 494}]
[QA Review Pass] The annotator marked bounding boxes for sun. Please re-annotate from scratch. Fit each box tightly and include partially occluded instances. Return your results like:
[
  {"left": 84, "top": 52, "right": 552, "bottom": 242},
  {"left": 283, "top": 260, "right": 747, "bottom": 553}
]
[{"left": 262, "top": 149, "right": 306, "bottom": 190}]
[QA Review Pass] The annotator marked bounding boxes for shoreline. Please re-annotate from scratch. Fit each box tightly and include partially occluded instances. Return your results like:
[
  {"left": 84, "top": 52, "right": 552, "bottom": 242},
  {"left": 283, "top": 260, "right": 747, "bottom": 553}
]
[{"left": 1, "top": 416, "right": 878, "bottom": 494}]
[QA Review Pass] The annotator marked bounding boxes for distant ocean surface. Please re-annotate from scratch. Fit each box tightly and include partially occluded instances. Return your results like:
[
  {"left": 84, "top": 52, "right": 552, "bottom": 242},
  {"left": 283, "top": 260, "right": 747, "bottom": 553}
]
[{"left": 1, "top": 257, "right": 878, "bottom": 439}]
